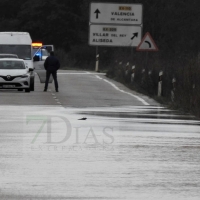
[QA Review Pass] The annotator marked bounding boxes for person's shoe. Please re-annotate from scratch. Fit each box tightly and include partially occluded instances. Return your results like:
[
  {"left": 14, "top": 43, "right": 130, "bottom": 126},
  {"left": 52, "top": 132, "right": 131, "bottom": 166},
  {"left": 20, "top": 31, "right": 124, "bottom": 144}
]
[
  {"left": 43, "top": 89, "right": 47, "bottom": 92},
  {"left": 56, "top": 89, "right": 59, "bottom": 92}
]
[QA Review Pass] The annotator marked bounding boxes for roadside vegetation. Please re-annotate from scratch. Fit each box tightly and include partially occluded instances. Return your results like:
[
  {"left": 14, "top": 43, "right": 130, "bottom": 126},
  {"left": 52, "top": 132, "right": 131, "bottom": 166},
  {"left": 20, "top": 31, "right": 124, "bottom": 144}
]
[
  {"left": 106, "top": 50, "right": 200, "bottom": 118},
  {"left": 0, "top": 0, "right": 200, "bottom": 116}
]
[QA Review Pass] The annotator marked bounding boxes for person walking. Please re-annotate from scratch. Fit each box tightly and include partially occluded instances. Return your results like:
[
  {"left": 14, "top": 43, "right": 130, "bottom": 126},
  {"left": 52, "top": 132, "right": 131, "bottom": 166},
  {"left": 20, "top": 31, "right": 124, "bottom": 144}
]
[{"left": 44, "top": 51, "right": 60, "bottom": 92}]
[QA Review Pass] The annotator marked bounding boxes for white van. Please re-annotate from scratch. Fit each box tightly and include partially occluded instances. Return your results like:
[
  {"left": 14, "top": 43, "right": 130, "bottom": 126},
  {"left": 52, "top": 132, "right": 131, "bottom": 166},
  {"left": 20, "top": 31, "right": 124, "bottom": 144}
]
[{"left": 0, "top": 32, "right": 35, "bottom": 91}]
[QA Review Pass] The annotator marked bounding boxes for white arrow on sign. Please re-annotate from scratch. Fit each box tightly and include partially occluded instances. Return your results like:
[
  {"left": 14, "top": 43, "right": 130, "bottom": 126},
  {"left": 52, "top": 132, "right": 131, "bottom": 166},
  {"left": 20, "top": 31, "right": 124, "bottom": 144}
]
[
  {"left": 89, "top": 24, "right": 142, "bottom": 47},
  {"left": 90, "top": 3, "right": 143, "bottom": 25}
]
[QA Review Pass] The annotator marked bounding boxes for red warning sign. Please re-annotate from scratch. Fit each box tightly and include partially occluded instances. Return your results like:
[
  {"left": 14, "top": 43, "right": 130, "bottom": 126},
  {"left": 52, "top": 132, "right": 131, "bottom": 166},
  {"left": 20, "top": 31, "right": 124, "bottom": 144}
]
[{"left": 136, "top": 32, "right": 159, "bottom": 51}]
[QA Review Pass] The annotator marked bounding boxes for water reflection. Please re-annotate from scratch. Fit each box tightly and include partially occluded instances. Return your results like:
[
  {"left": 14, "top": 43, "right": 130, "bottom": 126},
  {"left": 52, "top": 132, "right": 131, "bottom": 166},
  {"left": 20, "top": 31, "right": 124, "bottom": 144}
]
[{"left": 0, "top": 105, "right": 199, "bottom": 200}]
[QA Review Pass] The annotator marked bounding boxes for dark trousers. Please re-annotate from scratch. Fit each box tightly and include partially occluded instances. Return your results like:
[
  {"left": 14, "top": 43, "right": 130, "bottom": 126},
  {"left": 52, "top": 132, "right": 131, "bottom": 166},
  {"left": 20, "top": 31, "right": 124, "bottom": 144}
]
[{"left": 44, "top": 70, "right": 58, "bottom": 90}]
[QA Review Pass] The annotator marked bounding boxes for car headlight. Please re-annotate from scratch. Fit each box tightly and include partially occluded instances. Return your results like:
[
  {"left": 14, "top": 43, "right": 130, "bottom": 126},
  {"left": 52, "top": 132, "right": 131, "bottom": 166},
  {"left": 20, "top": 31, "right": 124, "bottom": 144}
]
[{"left": 21, "top": 74, "right": 30, "bottom": 78}]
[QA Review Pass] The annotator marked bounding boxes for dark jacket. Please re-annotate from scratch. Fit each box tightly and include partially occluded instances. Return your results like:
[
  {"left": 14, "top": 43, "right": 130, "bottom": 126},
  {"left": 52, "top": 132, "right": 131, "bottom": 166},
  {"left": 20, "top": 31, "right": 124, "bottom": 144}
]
[{"left": 44, "top": 55, "right": 60, "bottom": 71}]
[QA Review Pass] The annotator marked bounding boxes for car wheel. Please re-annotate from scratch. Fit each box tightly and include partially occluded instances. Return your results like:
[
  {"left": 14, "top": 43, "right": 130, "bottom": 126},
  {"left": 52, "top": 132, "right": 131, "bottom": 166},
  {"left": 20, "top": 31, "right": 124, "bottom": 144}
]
[{"left": 25, "top": 88, "right": 30, "bottom": 93}]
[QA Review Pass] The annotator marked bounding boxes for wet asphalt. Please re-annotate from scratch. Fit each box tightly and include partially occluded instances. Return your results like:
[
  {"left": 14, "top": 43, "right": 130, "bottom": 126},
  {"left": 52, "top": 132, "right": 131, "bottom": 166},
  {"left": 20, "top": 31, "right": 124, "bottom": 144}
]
[{"left": 0, "top": 71, "right": 199, "bottom": 200}]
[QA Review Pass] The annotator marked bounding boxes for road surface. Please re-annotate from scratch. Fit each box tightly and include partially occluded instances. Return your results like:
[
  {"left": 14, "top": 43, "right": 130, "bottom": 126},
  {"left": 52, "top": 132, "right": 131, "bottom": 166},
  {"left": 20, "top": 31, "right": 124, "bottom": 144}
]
[{"left": 0, "top": 71, "right": 200, "bottom": 200}]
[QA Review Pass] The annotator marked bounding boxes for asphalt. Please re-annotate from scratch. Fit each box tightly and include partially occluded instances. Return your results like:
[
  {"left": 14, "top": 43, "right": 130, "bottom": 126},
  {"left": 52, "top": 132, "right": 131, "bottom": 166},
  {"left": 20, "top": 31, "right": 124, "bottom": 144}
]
[
  {"left": 0, "top": 70, "right": 200, "bottom": 200},
  {"left": 0, "top": 70, "right": 158, "bottom": 107}
]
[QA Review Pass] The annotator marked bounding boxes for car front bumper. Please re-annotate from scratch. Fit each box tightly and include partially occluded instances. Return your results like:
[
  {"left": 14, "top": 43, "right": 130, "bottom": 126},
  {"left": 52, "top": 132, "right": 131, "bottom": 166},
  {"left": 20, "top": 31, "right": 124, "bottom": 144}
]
[{"left": 0, "top": 77, "right": 30, "bottom": 89}]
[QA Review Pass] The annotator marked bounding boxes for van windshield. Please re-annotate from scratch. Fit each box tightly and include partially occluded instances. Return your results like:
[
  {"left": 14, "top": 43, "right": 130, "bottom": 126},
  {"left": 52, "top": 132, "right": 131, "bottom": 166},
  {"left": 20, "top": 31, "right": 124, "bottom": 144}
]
[
  {"left": 0, "top": 54, "right": 18, "bottom": 58},
  {"left": 0, "top": 45, "right": 31, "bottom": 60}
]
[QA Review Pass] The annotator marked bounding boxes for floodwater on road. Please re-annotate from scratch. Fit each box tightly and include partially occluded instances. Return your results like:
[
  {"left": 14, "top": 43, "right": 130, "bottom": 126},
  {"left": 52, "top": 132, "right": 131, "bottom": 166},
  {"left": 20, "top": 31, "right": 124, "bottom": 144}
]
[{"left": 0, "top": 105, "right": 200, "bottom": 200}]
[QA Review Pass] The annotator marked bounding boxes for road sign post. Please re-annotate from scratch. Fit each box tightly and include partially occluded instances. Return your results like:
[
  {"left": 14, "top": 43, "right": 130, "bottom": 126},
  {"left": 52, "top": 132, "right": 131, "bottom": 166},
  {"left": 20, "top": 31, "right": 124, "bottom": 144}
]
[{"left": 95, "top": 47, "right": 99, "bottom": 72}]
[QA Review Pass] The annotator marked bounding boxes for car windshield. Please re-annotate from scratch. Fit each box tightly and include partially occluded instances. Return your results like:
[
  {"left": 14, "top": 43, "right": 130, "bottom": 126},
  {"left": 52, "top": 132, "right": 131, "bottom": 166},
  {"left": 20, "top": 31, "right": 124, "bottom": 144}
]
[
  {"left": 0, "top": 60, "right": 25, "bottom": 69},
  {"left": 0, "top": 45, "right": 31, "bottom": 60}
]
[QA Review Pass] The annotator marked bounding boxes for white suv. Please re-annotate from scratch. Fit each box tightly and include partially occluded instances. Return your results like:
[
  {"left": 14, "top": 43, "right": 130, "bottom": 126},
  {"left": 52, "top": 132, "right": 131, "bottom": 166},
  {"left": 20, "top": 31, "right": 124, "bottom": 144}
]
[{"left": 0, "top": 58, "right": 31, "bottom": 92}]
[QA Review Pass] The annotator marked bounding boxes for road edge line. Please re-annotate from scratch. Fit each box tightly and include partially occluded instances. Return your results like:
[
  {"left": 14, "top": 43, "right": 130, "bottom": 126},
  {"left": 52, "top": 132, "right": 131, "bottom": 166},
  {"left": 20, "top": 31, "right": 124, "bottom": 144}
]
[{"left": 95, "top": 75, "right": 150, "bottom": 106}]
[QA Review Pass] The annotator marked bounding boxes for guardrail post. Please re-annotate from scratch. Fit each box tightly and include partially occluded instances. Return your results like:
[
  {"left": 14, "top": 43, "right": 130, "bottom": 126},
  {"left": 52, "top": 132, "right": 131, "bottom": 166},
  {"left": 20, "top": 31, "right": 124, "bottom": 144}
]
[
  {"left": 95, "top": 54, "right": 99, "bottom": 72},
  {"left": 131, "top": 65, "right": 135, "bottom": 83},
  {"left": 125, "top": 62, "right": 130, "bottom": 83},
  {"left": 147, "top": 70, "right": 154, "bottom": 95},
  {"left": 125, "top": 62, "right": 129, "bottom": 75},
  {"left": 171, "top": 77, "right": 176, "bottom": 102},
  {"left": 148, "top": 70, "right": 152, "bottom": 76},
  {"left": 141, "top": 69, "right": 145, "bottom": 84},
  {"left": 158, "top": 71, "right": 163, "bottom": 97}
]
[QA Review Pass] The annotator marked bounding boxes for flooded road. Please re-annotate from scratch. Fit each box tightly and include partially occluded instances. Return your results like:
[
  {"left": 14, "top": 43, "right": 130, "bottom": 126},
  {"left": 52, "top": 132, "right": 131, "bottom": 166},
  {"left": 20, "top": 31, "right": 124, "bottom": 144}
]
[{"left": 0, "top": 105, "right": 200, "bottom": 200}]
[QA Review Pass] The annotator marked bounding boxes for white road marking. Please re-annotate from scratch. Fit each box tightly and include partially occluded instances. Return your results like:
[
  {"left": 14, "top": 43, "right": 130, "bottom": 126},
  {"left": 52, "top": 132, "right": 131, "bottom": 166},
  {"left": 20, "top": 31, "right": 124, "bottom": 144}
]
[
  {"left": 95, "top": 75, "right": 103, "bottom": 80},
  {"left": 56, "top": 72, "right": 149, "bottom": 106},
  {"left": 95, "top": 75, "right": 149, "bottom": 106}
]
